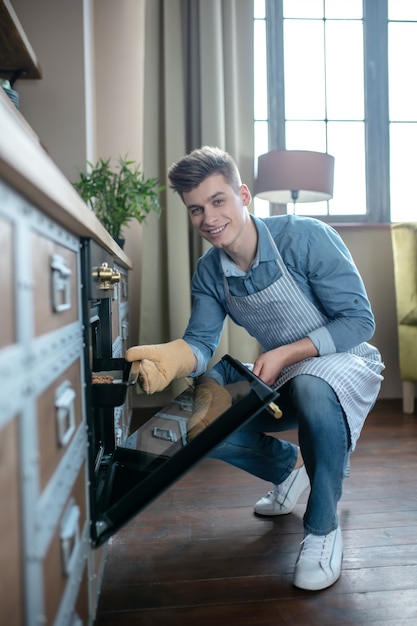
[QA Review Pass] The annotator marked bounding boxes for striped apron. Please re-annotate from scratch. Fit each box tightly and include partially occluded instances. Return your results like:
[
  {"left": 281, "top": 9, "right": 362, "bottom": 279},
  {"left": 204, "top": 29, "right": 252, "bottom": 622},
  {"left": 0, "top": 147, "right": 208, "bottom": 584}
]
[{"left": 222, "top": 232, "right": 384, "bottom": 450}]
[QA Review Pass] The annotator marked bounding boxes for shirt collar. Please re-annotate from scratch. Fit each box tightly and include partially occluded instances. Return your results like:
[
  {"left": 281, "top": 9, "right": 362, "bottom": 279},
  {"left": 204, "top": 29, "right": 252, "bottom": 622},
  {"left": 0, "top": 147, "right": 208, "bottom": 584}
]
[{"left": 219, "top": 216, "right": 279, "bottom": 276}]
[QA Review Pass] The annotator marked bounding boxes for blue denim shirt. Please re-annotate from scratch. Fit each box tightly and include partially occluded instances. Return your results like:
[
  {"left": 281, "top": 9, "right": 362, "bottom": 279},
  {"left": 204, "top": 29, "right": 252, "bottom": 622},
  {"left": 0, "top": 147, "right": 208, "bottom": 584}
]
[{"left": 183, "top": 214, "right": 376, "bottom": 377}]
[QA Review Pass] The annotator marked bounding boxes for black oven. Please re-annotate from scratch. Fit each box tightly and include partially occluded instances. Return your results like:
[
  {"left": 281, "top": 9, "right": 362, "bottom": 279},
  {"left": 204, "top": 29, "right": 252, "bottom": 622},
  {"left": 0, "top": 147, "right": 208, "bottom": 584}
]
[
  {"left": 81, "top": 238, "right": 124, "bottom": 537},
  {"left": 81, "top": 238, "right": 280, "bottom": 548},
  {"left": 81, "top": 239, "right": 120, "bottom": 462}
]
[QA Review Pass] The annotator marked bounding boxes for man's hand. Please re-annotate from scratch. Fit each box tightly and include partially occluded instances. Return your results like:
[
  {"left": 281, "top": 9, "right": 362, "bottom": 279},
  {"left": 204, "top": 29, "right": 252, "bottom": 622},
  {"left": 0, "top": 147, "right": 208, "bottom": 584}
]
[
  {"left": 253, "top": 338, "right": 318, "bottom": 386},
  {"left": 125, "top": 339, "right": 197, "bottom": 394}
]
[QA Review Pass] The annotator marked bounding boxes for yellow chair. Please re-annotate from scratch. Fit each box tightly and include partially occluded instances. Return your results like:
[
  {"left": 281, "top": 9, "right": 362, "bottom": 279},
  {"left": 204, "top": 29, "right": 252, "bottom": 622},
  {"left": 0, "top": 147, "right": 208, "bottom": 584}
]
[{"left": 391, "top": 222, "right": 417, "bottom": 413}]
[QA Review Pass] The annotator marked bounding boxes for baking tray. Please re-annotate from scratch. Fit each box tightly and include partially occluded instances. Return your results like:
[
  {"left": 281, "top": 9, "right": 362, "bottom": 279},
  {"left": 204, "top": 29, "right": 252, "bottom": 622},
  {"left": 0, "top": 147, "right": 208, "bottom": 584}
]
[{"left": 91, "top": 358, "right": 134, "bottom": 407}]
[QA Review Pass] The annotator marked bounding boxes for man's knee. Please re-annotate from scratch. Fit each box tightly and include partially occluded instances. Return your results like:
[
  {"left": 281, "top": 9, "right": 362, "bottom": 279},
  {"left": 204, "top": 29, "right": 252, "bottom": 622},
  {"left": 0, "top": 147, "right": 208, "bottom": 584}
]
[{"left": 290, "top": 374, "right": 336, "bottom": 408}]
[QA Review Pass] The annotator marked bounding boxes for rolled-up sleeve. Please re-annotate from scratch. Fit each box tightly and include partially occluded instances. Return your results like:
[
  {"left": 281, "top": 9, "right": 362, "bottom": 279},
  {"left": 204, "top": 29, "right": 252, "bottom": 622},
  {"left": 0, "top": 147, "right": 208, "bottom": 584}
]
[{"left": 183, "top": 255, "right": 228, "bottom": 376}]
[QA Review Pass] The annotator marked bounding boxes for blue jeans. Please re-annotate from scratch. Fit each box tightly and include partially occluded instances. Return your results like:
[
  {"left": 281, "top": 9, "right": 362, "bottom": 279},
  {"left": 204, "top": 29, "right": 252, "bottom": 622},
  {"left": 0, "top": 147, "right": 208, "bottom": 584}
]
[{"left": 207, "top": 363, "right": 351, "bottom": 536}]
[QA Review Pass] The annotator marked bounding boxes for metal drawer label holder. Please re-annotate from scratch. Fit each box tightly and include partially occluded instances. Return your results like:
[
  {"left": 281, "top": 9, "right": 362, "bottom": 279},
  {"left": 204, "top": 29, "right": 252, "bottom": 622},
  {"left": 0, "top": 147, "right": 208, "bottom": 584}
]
[
  {"left": 55, "top": 380, "right": 76, "bottom": 446},
  {"left": 60, "top": 497, "right": 81, "bottom": 576},
  {"left": 51, "top": 254, "right": 72, "bottom": 313}
]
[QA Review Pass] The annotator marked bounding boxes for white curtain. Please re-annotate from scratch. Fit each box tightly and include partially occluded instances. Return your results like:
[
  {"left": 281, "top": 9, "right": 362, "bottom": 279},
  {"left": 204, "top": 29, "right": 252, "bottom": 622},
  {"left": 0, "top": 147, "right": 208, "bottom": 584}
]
[{"left": 139, "top": 0, "right": 261, "bottom": 375}]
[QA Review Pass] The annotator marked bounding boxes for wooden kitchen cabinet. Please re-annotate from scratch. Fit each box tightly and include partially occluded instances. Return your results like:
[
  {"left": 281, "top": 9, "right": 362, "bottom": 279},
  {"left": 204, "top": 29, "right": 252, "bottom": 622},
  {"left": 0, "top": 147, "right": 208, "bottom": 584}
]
[
  {"left": 0, "top": 3, "right": 136, "bottom": 622},
  {"left": 0, "top": 86, "right": 132, "bottom": 625}
]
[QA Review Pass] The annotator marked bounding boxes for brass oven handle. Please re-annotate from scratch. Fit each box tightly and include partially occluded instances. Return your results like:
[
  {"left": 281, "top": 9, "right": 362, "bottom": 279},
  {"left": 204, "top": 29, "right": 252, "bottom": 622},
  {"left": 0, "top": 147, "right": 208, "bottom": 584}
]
[
  {"left": 93, "top": 263, "right": 121, "bottom": 290},
  {"left": 111, "top": 268, "right": 121, "bottom": 284}
]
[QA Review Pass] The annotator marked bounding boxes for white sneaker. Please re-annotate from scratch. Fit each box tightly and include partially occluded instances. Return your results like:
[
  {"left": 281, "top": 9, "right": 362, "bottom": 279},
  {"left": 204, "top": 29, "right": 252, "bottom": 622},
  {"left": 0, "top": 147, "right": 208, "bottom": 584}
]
[
  {"left": 254, "top": 465, "right": 310, "bottom": 516},
  {"left": 293, "top": 526, "right": 343, "bottom": 591}
]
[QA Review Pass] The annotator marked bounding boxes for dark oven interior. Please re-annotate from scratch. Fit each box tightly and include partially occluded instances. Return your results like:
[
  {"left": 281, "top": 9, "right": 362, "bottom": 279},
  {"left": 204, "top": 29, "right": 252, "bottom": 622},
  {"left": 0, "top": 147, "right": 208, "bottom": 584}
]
[
  {"left": 82, "top": 239, "right": 116, "bottom": 455},
  {"left": 81, "top": 238, "right": 125, "bottom": 543}
]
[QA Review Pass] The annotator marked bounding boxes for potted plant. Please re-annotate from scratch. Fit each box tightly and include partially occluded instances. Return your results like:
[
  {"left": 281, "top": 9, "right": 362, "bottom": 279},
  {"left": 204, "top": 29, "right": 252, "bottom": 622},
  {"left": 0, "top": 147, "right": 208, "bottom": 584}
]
[{"left": 73, "top": 156, "right": 163, "bottom": 246}]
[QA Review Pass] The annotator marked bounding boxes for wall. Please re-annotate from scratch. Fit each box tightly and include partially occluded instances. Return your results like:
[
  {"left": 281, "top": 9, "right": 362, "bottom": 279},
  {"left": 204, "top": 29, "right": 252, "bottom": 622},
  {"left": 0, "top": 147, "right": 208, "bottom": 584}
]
[
  {"left": 92, "top": 0, "right": 146, "bottom": 355},
  {"left": 12, "top": 0, "right": 87, "bottom": 183},
  {"left": 7, "top": 0, "right": 403, "bottom": 402},
  {"left": 12, "top": 0, "right": 146, "bottom": 351}
]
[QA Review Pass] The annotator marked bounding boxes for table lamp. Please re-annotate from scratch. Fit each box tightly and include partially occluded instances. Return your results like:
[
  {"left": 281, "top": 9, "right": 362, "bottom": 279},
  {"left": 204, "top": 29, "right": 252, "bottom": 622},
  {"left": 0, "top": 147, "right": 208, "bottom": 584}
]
[{"left": 254, "top": 150, "right": 335, "bottom": 210}]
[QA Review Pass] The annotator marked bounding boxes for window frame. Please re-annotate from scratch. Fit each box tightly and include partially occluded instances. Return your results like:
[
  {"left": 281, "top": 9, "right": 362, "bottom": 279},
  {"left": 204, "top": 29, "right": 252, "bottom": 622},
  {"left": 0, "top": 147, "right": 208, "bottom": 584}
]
[{"left": 259, "top": 0, "right": 390, "bottom": 224}]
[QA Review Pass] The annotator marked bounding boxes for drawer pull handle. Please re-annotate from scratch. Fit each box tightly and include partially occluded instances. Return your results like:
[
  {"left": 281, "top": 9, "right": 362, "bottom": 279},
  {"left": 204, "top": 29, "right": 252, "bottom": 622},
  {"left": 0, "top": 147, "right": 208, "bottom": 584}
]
[
  {"left": 55, "top": 381, "right": 76, "bottom": 446},
  {"left": 60, "top": 498, "right": 80, "bottom": 576},
  {"left": 51, "top": 254, "right": 72, "bottom": 312}
]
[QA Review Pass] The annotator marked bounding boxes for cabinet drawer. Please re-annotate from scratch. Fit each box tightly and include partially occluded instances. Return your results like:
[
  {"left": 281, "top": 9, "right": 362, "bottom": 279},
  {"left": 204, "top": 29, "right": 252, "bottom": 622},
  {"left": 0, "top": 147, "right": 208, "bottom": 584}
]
[
  {"left": 32, "top": 232, "right": 79, "bottom": 337},
  {"left": 43, "top": 464, "right": 87, "bottom": 625},
  {"left": 0, "top": 217, "right": 16, "bottom": 348},
  {"left": 37, "top": 359, "right": 83, "bottom": 491},
  {"left": 0, "top": 417, "right": 24, "bottom": 626}
]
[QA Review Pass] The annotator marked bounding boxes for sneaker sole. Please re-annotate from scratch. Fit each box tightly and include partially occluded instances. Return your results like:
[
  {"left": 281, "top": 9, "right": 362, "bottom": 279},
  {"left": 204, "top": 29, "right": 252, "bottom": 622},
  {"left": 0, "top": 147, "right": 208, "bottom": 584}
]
[{"left": 293, "top": 566, "right": 342, "bottom": 591}]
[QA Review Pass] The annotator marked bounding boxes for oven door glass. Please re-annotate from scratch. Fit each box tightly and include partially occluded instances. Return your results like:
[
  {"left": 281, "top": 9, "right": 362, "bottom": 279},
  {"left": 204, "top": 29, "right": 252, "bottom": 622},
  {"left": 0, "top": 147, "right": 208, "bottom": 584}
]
[{"left": 92, "top": 355, "right": 280, "bottom": 547}]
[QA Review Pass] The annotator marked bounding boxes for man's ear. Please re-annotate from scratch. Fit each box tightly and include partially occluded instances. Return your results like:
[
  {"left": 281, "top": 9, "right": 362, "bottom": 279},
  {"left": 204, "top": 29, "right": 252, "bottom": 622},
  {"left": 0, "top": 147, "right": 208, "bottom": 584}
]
[{"left": 239, "top": 184, "right": 252, "bottom": 207}]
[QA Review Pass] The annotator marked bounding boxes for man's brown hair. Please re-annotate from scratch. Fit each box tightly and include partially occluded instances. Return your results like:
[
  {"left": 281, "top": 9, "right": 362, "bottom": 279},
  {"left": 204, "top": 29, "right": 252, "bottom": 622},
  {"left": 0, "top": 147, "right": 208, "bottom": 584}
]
[{"left": 168, "top": 146, "right": 242, "bottom": 199}]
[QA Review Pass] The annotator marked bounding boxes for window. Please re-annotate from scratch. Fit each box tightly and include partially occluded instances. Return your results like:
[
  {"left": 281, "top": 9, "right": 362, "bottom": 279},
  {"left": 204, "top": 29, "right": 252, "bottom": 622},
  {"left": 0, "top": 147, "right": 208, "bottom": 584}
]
[{"left": 254, "top": 0, "right": 417, "bottom": 223}]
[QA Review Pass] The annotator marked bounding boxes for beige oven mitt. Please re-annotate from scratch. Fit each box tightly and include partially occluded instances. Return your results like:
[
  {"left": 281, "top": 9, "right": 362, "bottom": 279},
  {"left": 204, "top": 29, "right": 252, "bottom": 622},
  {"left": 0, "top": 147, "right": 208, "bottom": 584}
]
[
  {"left": 187, "top": 380, "right": 233, "bottom": 441},
  {"left": 125, "top": 339, "right": 196, "bottom": 394}
]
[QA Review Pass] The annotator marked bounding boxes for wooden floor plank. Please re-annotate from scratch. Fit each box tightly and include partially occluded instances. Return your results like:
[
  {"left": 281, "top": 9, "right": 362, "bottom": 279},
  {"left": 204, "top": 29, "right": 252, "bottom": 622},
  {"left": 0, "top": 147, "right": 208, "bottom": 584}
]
[
  {"left": 94, "top": 399, "right": 417, "bottom": 625},
  {"left": 95, "top": 588, "right": 417, "bottom": 626}
]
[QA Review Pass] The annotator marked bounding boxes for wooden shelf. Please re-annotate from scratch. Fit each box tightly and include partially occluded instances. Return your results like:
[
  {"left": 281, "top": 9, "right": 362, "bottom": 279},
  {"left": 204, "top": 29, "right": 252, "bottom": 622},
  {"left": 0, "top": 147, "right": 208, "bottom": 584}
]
[{"left": 0, "top": 0, "right": 42, "bottom": 83}]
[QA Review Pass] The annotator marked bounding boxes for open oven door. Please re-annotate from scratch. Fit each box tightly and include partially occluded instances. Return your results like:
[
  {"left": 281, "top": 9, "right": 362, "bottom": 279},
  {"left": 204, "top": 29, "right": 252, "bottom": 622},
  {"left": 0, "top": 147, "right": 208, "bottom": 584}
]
[{"left": 90, "top": 354, "right": 280, "bottom": 547}]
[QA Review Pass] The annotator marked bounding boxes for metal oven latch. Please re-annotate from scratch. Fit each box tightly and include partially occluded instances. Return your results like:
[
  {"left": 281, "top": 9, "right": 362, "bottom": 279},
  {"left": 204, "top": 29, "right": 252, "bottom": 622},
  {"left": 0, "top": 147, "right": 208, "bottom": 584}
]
[{"left": 92, "top": 262, "right": 121, "bottom": 291}]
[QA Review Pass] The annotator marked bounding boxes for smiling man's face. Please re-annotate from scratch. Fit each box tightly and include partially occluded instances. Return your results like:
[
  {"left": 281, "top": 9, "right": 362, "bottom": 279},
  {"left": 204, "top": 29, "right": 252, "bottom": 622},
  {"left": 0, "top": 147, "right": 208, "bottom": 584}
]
[{"left": 183, "top": 174, "right": 252, "bottom": 250}]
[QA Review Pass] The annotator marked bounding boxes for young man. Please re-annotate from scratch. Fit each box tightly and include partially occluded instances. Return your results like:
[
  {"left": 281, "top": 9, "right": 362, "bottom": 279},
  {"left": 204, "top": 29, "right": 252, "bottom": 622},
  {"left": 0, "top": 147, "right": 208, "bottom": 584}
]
[{"left": 126, "top": 146, "right": 384, "bottom": 591}]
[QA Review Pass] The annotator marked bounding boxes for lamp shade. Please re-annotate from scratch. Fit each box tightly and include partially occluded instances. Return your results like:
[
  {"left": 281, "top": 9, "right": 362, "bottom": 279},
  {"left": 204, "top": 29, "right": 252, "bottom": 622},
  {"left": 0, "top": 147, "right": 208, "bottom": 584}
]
[{"left": 254, "top": 150, "right": 335, "bottom": 204}]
